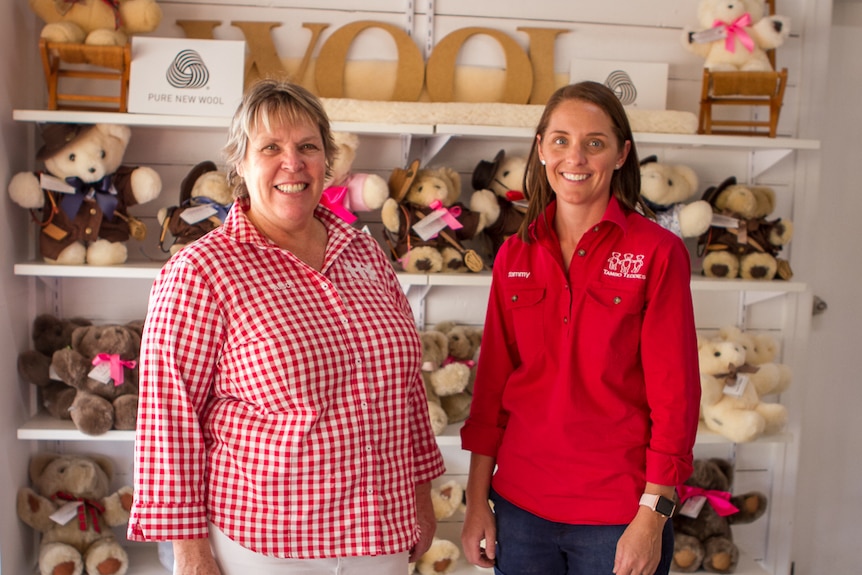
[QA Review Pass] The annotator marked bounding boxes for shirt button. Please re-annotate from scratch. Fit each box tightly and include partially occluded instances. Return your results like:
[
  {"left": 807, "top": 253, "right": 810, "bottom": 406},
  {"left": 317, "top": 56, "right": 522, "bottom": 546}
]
[
  {"left": 367, "top": 488, "right": 374, "bottom": 494},
  {"left": 563, "top": 317, "right": 568, "bottom": 324},
  {"left": 365, "top": 445, "right": 372, "bottom": 452},
  {"left": 511, "top": 295, "right": 518, "bottom": 302},
  {"left": 355, "top": 358, "right": 362, "bottom": 366},
  {"left": 84, "top": 227, "right": 92, "bottom": 234},
  {"left": 90, "top": 208, "right": 97, "bottom": 215},
  {"left": 577, "top": 249, "right": 586, "bottom": 257},
  {"left": 361, "top": 401, "right": 368, "bottom": 408},
  {"left": 593, "top": 226, "right": 600, "bottom": 232},
  {"left": 342, "top": 318, "right": 349, "bottom": 325},
  {"left": 614, "top": 296, "right": 622, "bottom": 304}
]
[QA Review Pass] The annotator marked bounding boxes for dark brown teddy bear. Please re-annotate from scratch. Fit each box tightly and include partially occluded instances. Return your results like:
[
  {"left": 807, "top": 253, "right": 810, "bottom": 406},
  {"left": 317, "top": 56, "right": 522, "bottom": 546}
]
[
  {"left": 50, "top": 322, "right": 143, "bottom": 435},
  {"left": 672, "top": 458, "right": 768, "bottom": 573}
]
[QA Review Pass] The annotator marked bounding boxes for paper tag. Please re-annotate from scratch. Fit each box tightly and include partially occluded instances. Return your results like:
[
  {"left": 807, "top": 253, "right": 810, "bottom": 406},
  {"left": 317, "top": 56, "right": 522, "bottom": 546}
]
[
  {"left": 50, "top": 501, "right": 82, "bottom": 526},
  {"left": 710, "top": 214, "right": 740, "bottom": 229},
  {"left": 40, "top": 173, "right": 75, "bottom": 194},
  {"left": 723, "top": 373, "right": 750, "bottom": 398},
  {"left": 89, "top": 363, "right": 114, "bottom": 385},
  {"left": 692, "top": 27, "right": 727, "bottom": 44},
  {"left": 679, "top": 495, "right": 708, "bottom": 518},
  {"left": 411, "top": 210, "right": 448, "bottom": 241},
  {"left": 180, "top": 204, "right": 219, "bottom": 224}
]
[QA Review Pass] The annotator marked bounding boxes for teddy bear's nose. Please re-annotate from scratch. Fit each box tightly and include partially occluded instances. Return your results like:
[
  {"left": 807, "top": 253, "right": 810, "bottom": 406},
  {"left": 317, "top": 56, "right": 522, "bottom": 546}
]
[{"left": 88, "top": 167, "right": 96, "bottom": 173}]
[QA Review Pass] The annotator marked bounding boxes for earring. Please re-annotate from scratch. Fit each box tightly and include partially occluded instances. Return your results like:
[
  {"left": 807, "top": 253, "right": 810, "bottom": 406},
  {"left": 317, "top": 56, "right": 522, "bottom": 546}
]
[{"left": 540, "top": 159, "right": 546, "bottom": 166}]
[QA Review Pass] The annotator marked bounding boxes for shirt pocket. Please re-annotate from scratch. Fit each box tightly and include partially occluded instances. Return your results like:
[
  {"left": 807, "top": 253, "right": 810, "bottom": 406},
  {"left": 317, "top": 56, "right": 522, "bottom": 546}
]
[
  {"left": 582, "top": 284, "right": 645, "bottom": 359},
  {"left": 503, "top": 285, "right": 546, "bottom": 362}
]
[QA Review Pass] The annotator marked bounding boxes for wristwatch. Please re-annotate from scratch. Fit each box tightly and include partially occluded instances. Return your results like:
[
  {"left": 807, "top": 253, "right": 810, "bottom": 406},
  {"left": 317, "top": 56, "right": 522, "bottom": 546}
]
[{"left": 639, "top": 493, "right": 676, "bottom": 517}]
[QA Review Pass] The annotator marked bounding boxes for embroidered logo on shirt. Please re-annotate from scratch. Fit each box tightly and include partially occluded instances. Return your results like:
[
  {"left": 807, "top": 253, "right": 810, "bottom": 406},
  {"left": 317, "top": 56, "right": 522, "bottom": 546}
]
[
  {"left": 507, "top": 271, "right": 531, "bottom": 279},
  {"left": 604, "top": 252, "right": 646, "bottom": 280},
  {"left": 345, "top": 262, "right": 379, "bottom": 282}
]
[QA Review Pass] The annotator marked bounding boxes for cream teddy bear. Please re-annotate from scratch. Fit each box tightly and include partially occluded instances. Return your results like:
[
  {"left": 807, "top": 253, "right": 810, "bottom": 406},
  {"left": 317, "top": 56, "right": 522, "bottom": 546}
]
[
  {"left": 29, "top": 0, "right": 163, "bottom": 46},
  {"left": 639, "top": 155, "right": 712, "bottom": 239},
  {"left": 683, "top": 0, "right": 790, "bottom": 72},
  {"left": 718, "top": 326, "right": 792, "bottom": 397}
]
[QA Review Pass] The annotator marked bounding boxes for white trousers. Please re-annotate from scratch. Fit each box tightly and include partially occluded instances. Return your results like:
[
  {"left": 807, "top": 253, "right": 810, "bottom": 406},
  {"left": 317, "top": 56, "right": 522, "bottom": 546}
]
[{"left": 207, "top": 523, "right": 410, "bottom": 575}]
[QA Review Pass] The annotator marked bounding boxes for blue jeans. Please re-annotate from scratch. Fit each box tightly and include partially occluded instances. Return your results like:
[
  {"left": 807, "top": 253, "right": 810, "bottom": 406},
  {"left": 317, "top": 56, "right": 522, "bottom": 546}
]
[{"left": 490, "top": 489, "right": 674, "bottom": 575}]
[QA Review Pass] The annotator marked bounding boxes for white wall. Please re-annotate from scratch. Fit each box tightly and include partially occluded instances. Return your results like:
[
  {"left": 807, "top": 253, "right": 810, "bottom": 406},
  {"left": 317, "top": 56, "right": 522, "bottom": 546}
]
[
  {"left": 0, "top": 1, "right": 39, "bottom": 574},
  {"left": 792, "top": 3, "right": 862, "bottom": 574}
]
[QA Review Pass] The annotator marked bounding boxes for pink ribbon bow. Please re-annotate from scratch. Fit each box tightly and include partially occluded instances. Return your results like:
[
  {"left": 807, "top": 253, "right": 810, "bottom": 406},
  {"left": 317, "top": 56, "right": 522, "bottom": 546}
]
[
  {"left": 92, "top": 353, "right": 137, "bottom": 386},
  {"left": 713, "top": 13, "right": 755, "bottom": 54},
  {"left": 52, "top": 491, "right": 105, "bottom": 532},
  {"left": 428, "top": 200, "right": 463, "bottom": 231},
  {"left": 677, "top": 484, "right": 740, "bottom": 517},
  {"left": 320, "top": 186, "right": 358, "bottom": 224},
  {"left": 443, "top": 356, "right": 475, "bottom": 369}
]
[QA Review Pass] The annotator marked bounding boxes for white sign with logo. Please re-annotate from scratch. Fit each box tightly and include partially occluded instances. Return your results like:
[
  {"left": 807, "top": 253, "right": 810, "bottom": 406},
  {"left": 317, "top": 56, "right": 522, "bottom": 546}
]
[{"left": 129, "top": 37, "right": 245, "bottom": 117}]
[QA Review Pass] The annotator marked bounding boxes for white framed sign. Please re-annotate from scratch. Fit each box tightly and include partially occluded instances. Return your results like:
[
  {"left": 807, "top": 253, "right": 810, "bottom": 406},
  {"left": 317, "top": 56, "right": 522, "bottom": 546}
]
[
  {"left": 570, "top": 59, "right": 669, "bottom": 110},
  {"left": 129, "top": 37, "right": 245, "bottom": 117}
]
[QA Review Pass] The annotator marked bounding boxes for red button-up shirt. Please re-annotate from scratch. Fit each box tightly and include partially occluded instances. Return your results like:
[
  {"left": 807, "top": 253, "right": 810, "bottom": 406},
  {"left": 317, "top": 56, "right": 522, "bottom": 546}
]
[
  {"left": 128, "top": 204, "right": 445, "bottom": 557},
  {"left": 461, "top": 197, "right": 700, "bottom": 524}
]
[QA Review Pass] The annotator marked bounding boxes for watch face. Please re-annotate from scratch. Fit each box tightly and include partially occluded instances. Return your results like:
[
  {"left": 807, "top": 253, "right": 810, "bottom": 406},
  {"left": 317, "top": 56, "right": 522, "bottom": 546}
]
[{"left": 656, "top": 496, "right": 676, "bottom": 517}]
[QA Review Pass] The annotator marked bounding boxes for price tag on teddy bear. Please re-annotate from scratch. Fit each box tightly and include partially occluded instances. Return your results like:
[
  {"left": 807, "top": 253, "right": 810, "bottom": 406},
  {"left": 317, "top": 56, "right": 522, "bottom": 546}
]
[
  {"left": 679, "top": 495, "right": 708, "bottom": 518},
  {"left": 691, "top": 27, "right": 727, "bottom": 44},
  {"left": 50, "top": 501, "right": 83, "bottom": 526},
  {"left": 180, "top": 204, "right": 219, "bottom": 225},
  {"left": 88, "top": 363, "right": 114, "bottom": 386},
  {"left": 40, "top": 173, "right": 75, "bottom": 194},
  {"left": 723, "top": 373, "right": 750, "bottom": 398}
]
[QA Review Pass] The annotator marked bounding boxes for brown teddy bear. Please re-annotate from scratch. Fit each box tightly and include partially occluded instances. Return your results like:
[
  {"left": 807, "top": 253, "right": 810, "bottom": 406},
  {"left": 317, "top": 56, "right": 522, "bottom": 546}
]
[
  {"left": 17, "top": 314, "right": 93, "bottom": 421},
  {"left": 672, "top": 458, "right": 767, "bottom": 573},
  {"left": 419, "top": 329, "right": 472, "bottom": 435},
  {"left": 157, "top": 160, "right": 233, "bottom": 255},
  {"left": 433, "top": 321, "right": 482, "bottom": 425},
  {"left": 382, "top": 160, "right": 490, "bottom": 273},
  {"left": 50, "top": 322, "right": 143, "bottom": 435},
  {"left": 17, "top": 452, "right": 134, "bottom": 575}
]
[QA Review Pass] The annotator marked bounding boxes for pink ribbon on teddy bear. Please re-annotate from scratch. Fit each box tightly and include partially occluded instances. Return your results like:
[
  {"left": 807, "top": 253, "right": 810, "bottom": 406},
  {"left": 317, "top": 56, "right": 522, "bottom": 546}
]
[
  {"left": 92, "top": 353, "right": 137, "bottom": 386},
  {"left": 713, "top": 13, "right": 755, "bottom": 54},
  {"left": 677, "top": 484, "right": 740, "bottom": 517},
  {"left": 320, "top": 186, "right": 358, "bottom": 224}
]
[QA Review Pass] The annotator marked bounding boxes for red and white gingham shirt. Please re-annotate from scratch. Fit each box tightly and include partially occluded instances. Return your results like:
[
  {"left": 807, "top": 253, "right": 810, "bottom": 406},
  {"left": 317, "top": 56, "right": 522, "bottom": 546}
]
[{"left": 127, "top": 203, "right": 445, "bottom": 558}]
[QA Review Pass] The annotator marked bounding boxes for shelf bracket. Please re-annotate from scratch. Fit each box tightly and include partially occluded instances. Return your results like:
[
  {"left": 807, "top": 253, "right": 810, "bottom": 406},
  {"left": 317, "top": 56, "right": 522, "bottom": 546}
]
[
  {"left": 402, "top": 283, "right": 431, "bottom": 328},
  {"left": 736, "top": 290, "right": 785, "bottom": 327},
  {"left": 750, "top": 148, "right": 792, "bottom": 180},
  {"left": 399, "top": 133, "right": 414, "bottom": 167},
  {"left": 419, "top": 134, "right": 453, "bottom": 166}
]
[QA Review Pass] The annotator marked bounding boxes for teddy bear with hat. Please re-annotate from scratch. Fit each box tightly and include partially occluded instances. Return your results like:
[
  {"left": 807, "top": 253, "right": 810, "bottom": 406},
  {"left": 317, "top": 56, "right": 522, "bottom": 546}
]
[
  {"left": 468, "top": 149, "right": 528, "bottom": 261},
  {"left": 157, "top": 160, "right": 233, "bottom": 255},
  {"left": 8, "top": 123, "right": 162, "bottom": 265},
  {"left": 382, "top": 160, "right": 491, "bottom": 273}
]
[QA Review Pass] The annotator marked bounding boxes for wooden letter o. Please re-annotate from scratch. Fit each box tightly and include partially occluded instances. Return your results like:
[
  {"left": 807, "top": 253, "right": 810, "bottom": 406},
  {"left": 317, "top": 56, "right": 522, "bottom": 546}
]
[
  {"left": 315, "top": 21, "right": 425, "bottom": 101},
  {"left": 425, "top": 27, "right": 533, "bottom": 104}
]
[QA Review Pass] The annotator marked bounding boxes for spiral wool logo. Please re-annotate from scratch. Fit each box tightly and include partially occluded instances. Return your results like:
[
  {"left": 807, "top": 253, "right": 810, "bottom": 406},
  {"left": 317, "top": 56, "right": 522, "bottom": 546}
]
[
  {"left": 166, "top": 49, "right": 210, "bottom": 89},
  {"left": 604, "top": 70, "right": 638, "bottom": 105}
]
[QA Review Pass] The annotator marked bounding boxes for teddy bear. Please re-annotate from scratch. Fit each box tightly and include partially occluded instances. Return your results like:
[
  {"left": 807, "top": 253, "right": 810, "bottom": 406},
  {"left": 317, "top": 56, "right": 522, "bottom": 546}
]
[
  {"left": 468, "top": 149, "right": 528, "bottom": 261},
  {"left": 698, "top": 176, "right": 793, "bottom": 280},
  {"left": 382, "top": 160, "right": 491, "bottom": 273},
  {"left": 413, "top": 538, "right": 462, "bottom": 575},
  {"left": 683, "top": 0, "right": 790, "bottom": 72},
  {"left": 29, "top": 0, "right": 163, "bottom": 46},
  {"left": 697, "top": 335, "right": 787, "bottom": 443},
  {"left": 432, "top": 321, "right": 482, "bottom": 425},
  {"left": 17, "top": 452, "right": 134, "bottom": 575},
  {"left": 430, "top": 479, "right": 465, "bottom": 522},
  {"left": 17, "top": 314, "right": 93, "bottom": 422},
  {"left": 639, "top": 155, "right": 713, "bottom": 239},
  {"left": 8, "top": 123, "right": 162, "bottom": 265},
  {"left": 717, "top": 326, "right": 792, "bottom": 397},
  {"left": 419, "top": 329, "right": 472, "bottom": 435},
  {"left": 672, "top": 457, "right": 768, "bottom": 573},
  {"left": 320, "top": 132, "right": 389, "bottom": 224},
  {"left": 50, "top": 321, "right": 143, "bottom": 435},
  {"left": 157, "top": 160, "right": 233, "bottom": 255}
]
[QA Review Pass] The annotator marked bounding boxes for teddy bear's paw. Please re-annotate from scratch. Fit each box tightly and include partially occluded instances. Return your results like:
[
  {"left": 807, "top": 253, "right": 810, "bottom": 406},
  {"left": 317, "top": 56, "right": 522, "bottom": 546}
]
[
  {"left": 702, "top": 536, "right": 739, "bottom": 574},
  {"left": 360, "top": 173, "right": 389, "bottom": 211},
  {"left": 739, "top": 252, "right": 777, "bottom": 280},
  {"left": 440, "top": 392, "right": 471, "bottom": 424},
  {"left": 469, "top": 189, "right": 501, "bottom": 227},
  {"left": 404, "top": 248, "right": 443, "bottom": 273},
  {"left": 440, "top": 247, "right": 467, "bottom": 273},
  {"left": 40, "top": 22, "right": 87, "bottom": 44},
  {"left": 755, "top": 402, "right": 787, "bottom": 434},
  {"left": 702, "top": 252, "right": 739, "bottom": 279},
  {"left": 130, "top": 166, "right": 163, "bottom": 204},
  {"left": 42, "top": 382, "right": 77, "bottom": 420},
  {"left": 38, "top": 541, "right": 84, "bottom": 575},
  {"left": 739, "top": 59, "right": 774, "bottom": 72},
  {"left": 121, "top": 0, "right": 164, "bottom": 34},
  {"left": 427, "top": 401, "right": 448, "bottom": 435},
  {"left": 84, "top": 29, "right": 128, "bottom": 47},
  {"left": 8, "top": 171, "right": 45, "bottom": 209},
  {"left": 769, "top": 219, "right": 794, "bottom": 246},
  {"left": 85, "top": 538, "right": 128, "bottom": 575},
  {"left": 416, "top": 538, "right": 461, "bottom": 575},
  {"left": 112, "top": 395, "right": 139, "bottom": 431},
  {"left": 705, "top": 408, "right": 765, "bottom": 443},
  {"left": 86, "top": 240, "right": 128, "bottom": 266},
  {"left": 46, "top": 243, "right": 87, "bottom": 266},
  {"left": 671, "top": 533, "right": 704, "bottom": 572},
  {"left": 70, "top": 393, "right": 115, "bottom": 436},
  {"left": 431, "top": 480, "right": 464, "bottom": 521}
]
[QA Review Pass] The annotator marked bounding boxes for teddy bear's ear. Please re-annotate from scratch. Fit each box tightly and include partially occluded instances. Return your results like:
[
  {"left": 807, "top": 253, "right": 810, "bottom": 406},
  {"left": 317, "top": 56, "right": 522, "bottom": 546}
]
[
  {"left": 89, "top": 453, "right": 115, "bottom": 481},
  {"left": 29, "top": 453, "right": 60, "bottom": 483},
  {"left": 639, "top": 154, "right": 658, "bottom": 166},
  {"left": 95, "top": 124, "right": 132, "bottom": 148},
  {"left": 672, "top": 164, "right": 699, "bottom": 194},
  {"left": 69, "top": 325, "right": 91, "bottom": 351},
  {"left": 708, "top": 457, "right": 734, "bottom": 483}
]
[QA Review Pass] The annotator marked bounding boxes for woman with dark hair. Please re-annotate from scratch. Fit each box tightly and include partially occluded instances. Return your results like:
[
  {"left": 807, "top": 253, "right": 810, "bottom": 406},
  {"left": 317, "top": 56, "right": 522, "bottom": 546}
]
[{"left": 461, "top": 81, "right": 700, "bottom": 575}]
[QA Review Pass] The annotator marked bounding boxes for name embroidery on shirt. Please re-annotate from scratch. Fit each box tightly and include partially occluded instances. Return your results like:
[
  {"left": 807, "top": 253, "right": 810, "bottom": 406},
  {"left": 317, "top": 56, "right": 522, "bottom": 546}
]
[
  {"left": 604, "top": 252, "right": 647, "bottom": 280},
  {"left": 345, "top": 262, "right": 379, "bottom": 282},
  {"left": 507, "top": 271, "right": 531, "bottom": 279}
]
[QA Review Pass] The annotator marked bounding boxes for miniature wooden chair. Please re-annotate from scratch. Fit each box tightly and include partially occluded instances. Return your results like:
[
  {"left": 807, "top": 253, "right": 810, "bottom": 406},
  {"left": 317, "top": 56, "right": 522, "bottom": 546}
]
[
  {"left": 39, "top": 39, "right": 131, "bottom": 112},
  {"left": 697, "top": 0, "right": 787, "bottom": 137}
]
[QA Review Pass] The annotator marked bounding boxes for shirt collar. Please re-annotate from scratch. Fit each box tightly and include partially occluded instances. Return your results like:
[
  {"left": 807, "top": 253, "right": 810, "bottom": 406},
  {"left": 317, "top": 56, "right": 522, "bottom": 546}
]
[{"left": 531, "top": 195, "right": 630, "bottom": 241}]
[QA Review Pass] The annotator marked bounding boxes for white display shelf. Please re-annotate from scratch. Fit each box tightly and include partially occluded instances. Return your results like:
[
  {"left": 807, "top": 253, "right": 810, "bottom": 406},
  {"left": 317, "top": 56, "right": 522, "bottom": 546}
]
[
  {"left": 13, "top": 109, "right": 819, "bottom": 150},
  {"left": 14, "top": 262, "right": 808, "bottom": 293}
]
